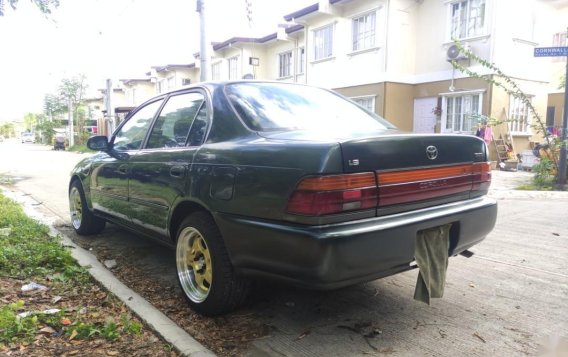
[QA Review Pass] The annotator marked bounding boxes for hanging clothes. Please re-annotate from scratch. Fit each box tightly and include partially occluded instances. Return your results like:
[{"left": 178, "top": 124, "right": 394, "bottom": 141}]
[
  {"left": 483, "top": 126, "right": 493, "bottom": 144},
  {"left": 475, "top": 127, "right": 485, "bottom": 139}
]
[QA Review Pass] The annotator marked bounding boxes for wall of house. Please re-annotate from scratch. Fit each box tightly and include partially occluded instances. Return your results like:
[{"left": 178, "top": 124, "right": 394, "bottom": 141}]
[
  {"left": 413, "top": 0, "right": 493, "bottom": 80},
  {"left": 490, "top": 0, "right": 554, "bottom": 82},
  {"left": 333, "top": 82, "right": 386, "bottom": 117},
  {"left": 548, "top": 92, "right": 565, "bottom": 127},
  {"left": 212, "top": 46, "right": 252, "bottom": 80},
  {"left": 300, "top": 1, "right": 387, "bottom": 89},
  {"left": 174, "top": 69, "right": 199, "bottom": 87},
  {"left": 545, "top": 6, "right": 568, "bottom": 92},
  {"left": 383, "top": 82, "right": 414, "bottom": 131},
  {"left": 488, "top": 77, "right": 547, "bottom": 154},
  {"left": 264, "top": 39, "right": 299, "bottom": 81},
  {"left": 384, "top": 0, "right": 418, "bottom": 79},
  {"left": 124, "top": 82, "right": 155, "bottom": 106},
  {"left": 247, "top": 45, "right": 270, "bottom": 80}
]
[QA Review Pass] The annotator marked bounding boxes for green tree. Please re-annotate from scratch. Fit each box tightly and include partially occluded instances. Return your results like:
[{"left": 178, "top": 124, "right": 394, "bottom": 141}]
[
  {"left": 43, "top": 94, "right": 66, "bottom": 119},
  {"left": 36, "top": 119, "right": 59, "bottom": 144},
  {"left": 560, "top": 74, "right": 566, "bottom": 90},
  {"left": 58, "top": 75, "right": 88, "bottom": 144},
  {"left": 23, "top": 113, "right": 38, "bottom": 132},
  {"left": 1, "top": 0, "right": 59, "bottom": 16},
  {"left": 0, "top": 123, "right": 16, "bottom": 138}
]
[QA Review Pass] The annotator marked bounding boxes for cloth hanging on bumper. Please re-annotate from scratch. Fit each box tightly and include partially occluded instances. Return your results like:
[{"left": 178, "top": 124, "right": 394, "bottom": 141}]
[{"left": 414, "top": 224, "right": 451, "bottom": 305}]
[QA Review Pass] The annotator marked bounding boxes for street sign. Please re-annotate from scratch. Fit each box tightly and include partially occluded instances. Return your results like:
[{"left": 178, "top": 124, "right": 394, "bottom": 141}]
[{"left": 534, "top": 47, "right": 568, "bottom": 57}]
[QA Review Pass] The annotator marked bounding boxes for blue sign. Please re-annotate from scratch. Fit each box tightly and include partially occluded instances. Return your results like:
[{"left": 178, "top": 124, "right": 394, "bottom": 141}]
[{"left": 534, "top": 47, "right": 568, "bottom": 57}]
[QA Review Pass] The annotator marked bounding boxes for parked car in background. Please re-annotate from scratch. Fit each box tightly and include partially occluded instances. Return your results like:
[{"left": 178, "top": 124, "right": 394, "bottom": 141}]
[
  {"left": 68, "top": 81, "right": 497, "bottom": 316},
  {"left": 21, "top": 132, "right": 35, "bottom": 143}
]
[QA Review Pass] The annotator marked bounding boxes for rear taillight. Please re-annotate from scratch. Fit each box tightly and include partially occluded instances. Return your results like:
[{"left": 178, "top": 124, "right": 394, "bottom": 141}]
[
  {"left": 287, "top": 163, "right": 492, "bottom": 216},
  {"left": 471, "top": 162, "right": 492, "bottom": 192},
  {"left": 376, "top": 163, "right": 492, "bottom": 207},
  {"left": 287, "top": 173, "right": 377, "bottom": 216}
]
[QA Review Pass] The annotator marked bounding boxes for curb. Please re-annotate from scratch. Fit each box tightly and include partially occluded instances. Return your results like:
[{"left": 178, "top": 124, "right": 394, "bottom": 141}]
[
  {"left": 488, "top": 189, "right": 568, "bottom": 200},
  {"left": 2, "top": 188, "right": 216, "bottom": 357}
]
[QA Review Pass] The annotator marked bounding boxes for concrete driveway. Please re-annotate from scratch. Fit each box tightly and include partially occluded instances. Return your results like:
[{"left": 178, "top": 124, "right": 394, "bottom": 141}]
[{"left": 1, "top": 139, "right": 567, "bottom": 356}]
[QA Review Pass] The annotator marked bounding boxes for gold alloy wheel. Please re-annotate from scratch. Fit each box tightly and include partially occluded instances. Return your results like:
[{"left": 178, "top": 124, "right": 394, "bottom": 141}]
[
  {"left": 69, "top": 186, "right": 83, "bottom": 230},
  {"left": 176, "top": 227, "right": 212, "bottom": 303}
]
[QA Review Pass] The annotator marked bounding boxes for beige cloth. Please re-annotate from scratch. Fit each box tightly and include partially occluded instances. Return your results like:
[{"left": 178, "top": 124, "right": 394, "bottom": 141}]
[{"left": 414, "top": 224, "right": 451, "bottom": 305}]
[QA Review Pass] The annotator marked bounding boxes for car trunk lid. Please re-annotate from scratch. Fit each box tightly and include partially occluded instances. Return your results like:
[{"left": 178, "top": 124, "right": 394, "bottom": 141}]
[{"left": 340, "top": 134, "right": 490, "bottom": 209}]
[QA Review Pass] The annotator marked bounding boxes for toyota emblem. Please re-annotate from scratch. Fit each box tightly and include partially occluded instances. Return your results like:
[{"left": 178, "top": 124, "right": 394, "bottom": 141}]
[{"left": 426, "top": 145, "right": 438, "bottom": 160}]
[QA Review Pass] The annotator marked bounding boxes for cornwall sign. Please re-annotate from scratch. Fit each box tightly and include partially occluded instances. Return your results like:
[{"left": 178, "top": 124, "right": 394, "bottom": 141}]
[{"left": 534, "top": 47, "right": 568, "bottom": 57}]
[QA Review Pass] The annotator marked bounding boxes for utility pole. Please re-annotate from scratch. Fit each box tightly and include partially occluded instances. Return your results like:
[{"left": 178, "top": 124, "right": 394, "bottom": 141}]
[
  {"left": 197, "top": 0, "right": 211, "bottom": 82},
  {"left": 105, "top": 79, "right": 114, "bottom": 136},
  {"left": 68, "top": 97, "right": 74, "bottom": 147},
  {"left": 557, "top": 27, "right": 568, "bottom": 188}
]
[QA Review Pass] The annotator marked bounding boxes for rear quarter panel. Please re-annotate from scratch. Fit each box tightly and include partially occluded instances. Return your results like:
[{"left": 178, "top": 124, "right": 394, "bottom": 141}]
[{"left": 190, "top": 138, "right": 343, "bottom": 221}]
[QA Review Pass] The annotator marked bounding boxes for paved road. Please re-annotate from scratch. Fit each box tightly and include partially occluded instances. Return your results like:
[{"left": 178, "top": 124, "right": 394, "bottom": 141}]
[{"left": 1, "top": 139, "right": 567, "bottom": 356}]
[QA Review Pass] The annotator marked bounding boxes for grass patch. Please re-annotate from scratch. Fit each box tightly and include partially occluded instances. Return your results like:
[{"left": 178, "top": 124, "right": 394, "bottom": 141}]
[
  {"left": 0, "top": 193, "right": 147, "bottom": 351},
  {"left": 0, "top": 195, "right": 78, "bottom": 279},
  {"left": 67, "top": 144, "right": 90, "bottom": 153},
  {"left": 516, "top": 184, "right": 553, "bottom": 191}
]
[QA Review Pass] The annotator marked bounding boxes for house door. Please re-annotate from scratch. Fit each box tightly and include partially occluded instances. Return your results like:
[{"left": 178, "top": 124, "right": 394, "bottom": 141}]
[{"left": 413, "top": 97, "right": 438, "bottom": 133}]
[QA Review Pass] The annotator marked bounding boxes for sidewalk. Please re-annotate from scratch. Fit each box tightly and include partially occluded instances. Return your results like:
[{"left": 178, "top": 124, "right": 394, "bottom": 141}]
[{"left": 488, "top": 169, "right": 568, "bottom": 200}]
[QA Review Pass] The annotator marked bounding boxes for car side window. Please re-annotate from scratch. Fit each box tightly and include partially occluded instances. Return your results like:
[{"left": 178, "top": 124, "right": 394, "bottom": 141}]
[
  {"left": 187, "top": 104, "right": 209, "bottom": 146},
  {"left": 113, "top": 100, "right": 163, "bottom": 151},
  {"left": 146, "top": 92, "right": 205, "bottom": 149}
]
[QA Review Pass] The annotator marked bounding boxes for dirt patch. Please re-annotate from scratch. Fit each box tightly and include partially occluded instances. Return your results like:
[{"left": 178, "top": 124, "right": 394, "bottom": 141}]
[
  {"left": 56, "top": 223, "right": 273, "bottom": 357},
  {"left": 0, "top": 277, "right": 178, "bottom": 357}
]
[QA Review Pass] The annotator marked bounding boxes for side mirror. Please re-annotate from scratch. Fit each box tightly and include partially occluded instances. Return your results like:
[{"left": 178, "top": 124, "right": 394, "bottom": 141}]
[{"left": 87, "top": 136, "right": 110, "bottom": 151}]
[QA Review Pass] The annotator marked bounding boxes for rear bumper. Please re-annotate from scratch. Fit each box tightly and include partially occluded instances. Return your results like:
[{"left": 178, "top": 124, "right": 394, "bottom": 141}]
[{"left": 215, "top": 196, "right": 497, "bottom": 289}]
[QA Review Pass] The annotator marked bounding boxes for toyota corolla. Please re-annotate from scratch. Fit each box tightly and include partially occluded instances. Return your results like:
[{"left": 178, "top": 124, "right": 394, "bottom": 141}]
[{"left": 68, "top": 81, "right": 497, "bottom": 316}]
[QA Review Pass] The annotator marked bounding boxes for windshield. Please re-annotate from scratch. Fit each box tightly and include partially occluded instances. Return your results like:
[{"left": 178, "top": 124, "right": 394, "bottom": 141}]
[{"left": 225, "top": 82, "right": 396, "bottom": 133}]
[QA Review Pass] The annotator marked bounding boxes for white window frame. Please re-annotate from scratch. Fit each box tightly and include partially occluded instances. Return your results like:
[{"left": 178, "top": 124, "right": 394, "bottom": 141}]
[
  {"left": 157, "top": 79, "right": 166, "bottom": 94},
  {"left": 167, "top": 76, "right": 175, "bottom": 90},
  {"left": 350, "top": 95, "right": 376, "bottom": 113},
  {"left": 211, "top": 62, "right": 221, "bottom": 81},
  {"left": 228, "top": 56, "right": 239, "bottom": 80},
  {"left": 352, "top": 10, "right": 377, "bottom": 52},
  {"left": 313, "top": 24, "right": 334, "bottom": 61},
  {"left": 129, "top": 88, "right": 137, "bottom": 105},
  {"left": 447, "top": 0, "right": 486, "bottom": 40},
  {"left": 298, "top": 47, "right": 305, "bottom": 74},
  {"left": 278, "top": 51, "right": 293, "bottom": 78},
  {"left": 441, "top": 91, "right": 483, "bottom": 134},
  {"left": 509, "top": 95, "right": 532, "bottom": 135}
]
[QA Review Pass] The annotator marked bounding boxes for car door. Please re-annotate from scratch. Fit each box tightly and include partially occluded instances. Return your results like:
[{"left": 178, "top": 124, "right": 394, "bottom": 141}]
[
  {"left": 127, "top": 91, "right": 209, "bottom": 239},
  {"left": 90, "top": 99, "right": 164, "bottom": 224}
]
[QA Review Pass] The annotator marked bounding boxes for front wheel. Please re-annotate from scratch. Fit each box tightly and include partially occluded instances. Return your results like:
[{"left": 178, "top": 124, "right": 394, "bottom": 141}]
[
  {"left": 69, "top": 180, "right": 105, "bottom": 235},
  {"left": 175, "top": 212, "right": 250, "bottom": 316}
]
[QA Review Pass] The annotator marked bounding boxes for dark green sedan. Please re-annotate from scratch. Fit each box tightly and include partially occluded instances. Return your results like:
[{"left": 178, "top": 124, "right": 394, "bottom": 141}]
[{"left": 69, "top": 81, "right": 497, "bottom": 316}]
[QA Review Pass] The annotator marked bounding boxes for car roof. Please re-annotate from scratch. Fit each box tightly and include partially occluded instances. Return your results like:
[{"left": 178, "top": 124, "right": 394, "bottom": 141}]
[{"left": 162, "top": 80, "right": 317, "bottom": 97}]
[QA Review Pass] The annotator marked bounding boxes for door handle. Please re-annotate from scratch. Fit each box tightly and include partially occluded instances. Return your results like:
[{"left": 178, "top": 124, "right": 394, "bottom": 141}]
[
  {"left": 170, "top": 165, "right": 186, "bottom": 178},
  {"left": 118, "top": 164, "right": 128, "bottom": 175}
]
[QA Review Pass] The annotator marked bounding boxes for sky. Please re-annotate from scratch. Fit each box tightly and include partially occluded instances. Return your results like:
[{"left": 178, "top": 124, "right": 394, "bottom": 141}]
[{"left": 0, "top": 0, "right": 310, "bottom": 122}]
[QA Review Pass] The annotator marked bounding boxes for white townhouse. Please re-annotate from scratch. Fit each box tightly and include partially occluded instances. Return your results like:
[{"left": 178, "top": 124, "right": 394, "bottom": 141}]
[
  {"left": 221, "top": 0, "right": 567, "bottom": 161},
  {"left": 149, "top": 64, "right": 199, "bottom": 95},
  {"left": 119, "top": 78, "right": 156, "bottom": 107},
  {"left": 105, "top": 0, "right": 567, "bottom": 162}
]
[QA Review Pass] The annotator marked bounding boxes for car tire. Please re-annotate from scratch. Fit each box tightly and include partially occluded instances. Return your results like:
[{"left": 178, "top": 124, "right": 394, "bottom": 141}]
[
  {"left": 175, "top": 212, "right": 250, "bottom": 316},
  {"left": 69, "top": 180, "right": 106, "bottom": 235}
]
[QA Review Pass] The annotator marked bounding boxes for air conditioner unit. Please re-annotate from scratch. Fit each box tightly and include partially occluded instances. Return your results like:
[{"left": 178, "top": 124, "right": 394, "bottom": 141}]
[{"left": 446, "top": 44, "right": 470, "bottom": 61}]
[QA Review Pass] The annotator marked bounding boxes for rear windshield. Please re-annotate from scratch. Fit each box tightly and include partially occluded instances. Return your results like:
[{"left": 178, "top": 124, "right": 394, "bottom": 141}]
[{"left": 225, "top": 82, "right": 395, "bottom": 132}]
